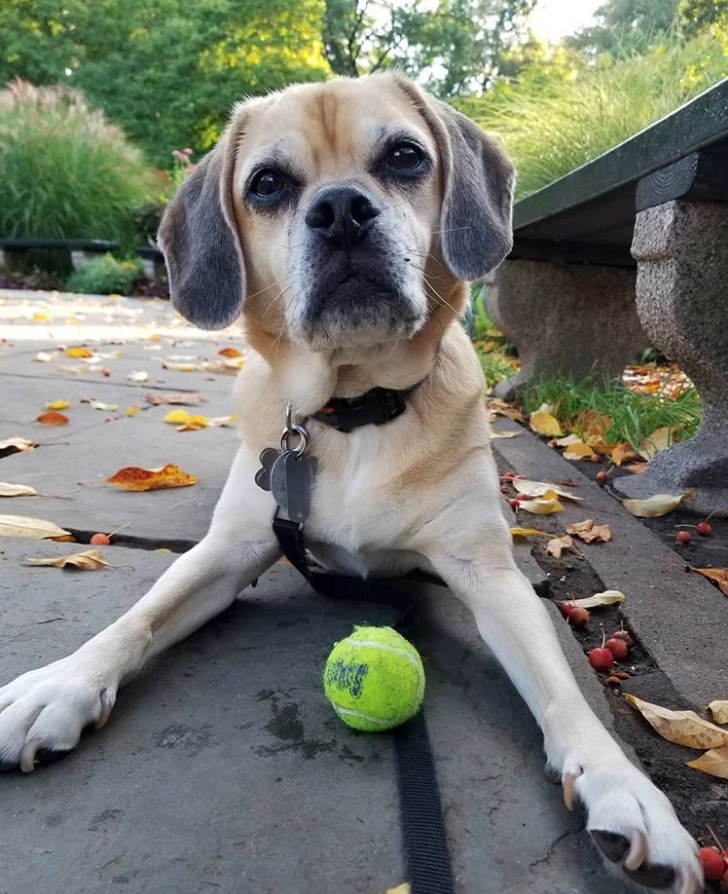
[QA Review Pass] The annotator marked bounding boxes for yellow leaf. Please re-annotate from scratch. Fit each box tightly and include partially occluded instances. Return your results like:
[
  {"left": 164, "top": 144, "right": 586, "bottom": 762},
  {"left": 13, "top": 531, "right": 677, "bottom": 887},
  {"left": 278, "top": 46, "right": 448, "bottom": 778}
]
[
  {"left": 32, "top": 311, "right": 51, "bottom": 322},
  {"left": 162, "top": 361, "right": 199, "bottom": 372},
  {"left": 563, "top": 442, "right": 595, "bottom": 461},
  {"left": 490, "top": 429, "right": 521, "bottom": 439},
  {"left": 0, "top": 514, "right": 72, "bottom": 540},
  {"left": 709, "top": 701, "right": 728, "bottom": 725},
  {"left": 0, "top": 437, "right": 35, "bottom": 457},
  {"left": 510, "top": 527, "right": 549, "bottom": 538},
  {"left": 546, "top": 535, "right": 578, "bottom": 558},
  {"left": 65, "top": 346, "right": 93, "bottom": 358},
  {"left": 107, "top": 463, "right": 198, "bottom": 491},
  {"left": 566, "top": 590, "right": 625, "bottom": 609},
  {"left": 554, "top": 434, "right": 582, "bottom": 447},
  {"left": 46, "top": 400, "right": 70, "bottom": 410},
  {"left": 687, "top": 746, "right": 728, "bottom": 780},
  {"left": 26, "top": 549, "right": 109, "bottom": 570},
  {"left": 36, "top": 411, "right": 69, "bottom": 426},
  {"left": 518, "top": 492, "right": 564, "bottom": 515},
  {"left": 611, "top": 443, "right": 637, "bottom": 466},
  {"left": 638, "top": 426, "right": 680, "bottom": 461},
  {"left": 513, "top": 480, "right": 584, "bottom": 502},
  {"left": 529, "top": 405, "right": 563, "bottom": 437},
  {"left": 622, "top": 492, "right": 693, "bottom": 518},
  {"left": 0, "top": 482, "right": 39, "bottom": 497},
  {"left": 386, "top": 885, "right": 411, "bottom": 894},
  {"left": 690, "top": 567, "right": 728, "bottom": 597},
  {"left": 624, "top": 694, "right": 728, "bottom": 750},
  {"left": 126, "top": 405, "right": 141, "bottom": 417},
  {"left": 218, "top": 346, "right": 242, "bottom": 357},
  {"left": 565, "top": 519, "right": 612, "bottom": 543},
  {"left": 163, "top": 409, "right": 191, "bottom": 424}
]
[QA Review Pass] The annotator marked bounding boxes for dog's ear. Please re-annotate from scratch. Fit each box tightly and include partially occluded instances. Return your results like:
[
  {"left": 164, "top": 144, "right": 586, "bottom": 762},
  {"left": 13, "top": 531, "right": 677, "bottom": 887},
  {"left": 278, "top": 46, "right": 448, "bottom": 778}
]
[
  {"left": 398, "top": 78, "right": 515, "bottom": 281},
  {"left": 158, "top": 132, "right": 245, "bottom": 329}
]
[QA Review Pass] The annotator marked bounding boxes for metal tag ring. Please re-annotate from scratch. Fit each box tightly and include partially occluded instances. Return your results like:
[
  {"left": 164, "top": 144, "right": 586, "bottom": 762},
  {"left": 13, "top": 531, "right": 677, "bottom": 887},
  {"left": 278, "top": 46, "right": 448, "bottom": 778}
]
[{"left": 280, "top": 423, "right": 308, "bottom": 457}]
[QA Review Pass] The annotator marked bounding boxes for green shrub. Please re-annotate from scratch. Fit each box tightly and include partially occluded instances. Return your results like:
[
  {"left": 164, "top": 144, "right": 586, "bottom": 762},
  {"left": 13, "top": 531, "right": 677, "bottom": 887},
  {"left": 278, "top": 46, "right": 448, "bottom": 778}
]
[
  {"left": 0, "top": 80, "right": 156, "bottom": 245},
  {"left": 66, "top": 254, "right": 143, "bottom": 295},
  {"left": 130, "top": 199, "right": 168, "bottom": 246}
]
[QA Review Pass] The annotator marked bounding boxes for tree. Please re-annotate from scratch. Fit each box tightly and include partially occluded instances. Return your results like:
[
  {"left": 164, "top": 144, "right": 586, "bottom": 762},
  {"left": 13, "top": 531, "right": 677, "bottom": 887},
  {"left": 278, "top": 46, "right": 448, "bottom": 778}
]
[
  {"left": 567, "top": 0, "right": 679, "bottom": 57},
  {"left": 679, "top": 0, "right": 728, "bottom": 36}
]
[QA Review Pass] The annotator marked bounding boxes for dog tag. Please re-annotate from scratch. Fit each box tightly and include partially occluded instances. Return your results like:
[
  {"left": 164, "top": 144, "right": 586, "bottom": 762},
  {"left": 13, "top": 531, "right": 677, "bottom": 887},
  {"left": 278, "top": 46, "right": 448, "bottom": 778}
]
[
  {"left": 254, "top": 447, "right": 280, "bottom": 492},
  {"left": 270, "top": 451, "right": 317, "bottom": 523}
]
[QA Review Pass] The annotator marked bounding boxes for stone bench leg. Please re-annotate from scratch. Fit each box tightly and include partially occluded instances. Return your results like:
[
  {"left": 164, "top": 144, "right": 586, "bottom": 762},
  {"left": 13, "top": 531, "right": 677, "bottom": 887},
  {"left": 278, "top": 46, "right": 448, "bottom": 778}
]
[
  {"left": 486, "top": 259, "right": 646, "bottom": 401},
  {"left": 615, "top": 200, "right": 728, "bottom": 514}
]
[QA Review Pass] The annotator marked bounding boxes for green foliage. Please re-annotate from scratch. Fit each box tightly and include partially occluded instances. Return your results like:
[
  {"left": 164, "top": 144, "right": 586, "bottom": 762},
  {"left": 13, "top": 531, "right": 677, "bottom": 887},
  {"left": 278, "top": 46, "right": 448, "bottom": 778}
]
[
  {"left": 66, "top": 254, "right": 143, "bottom": 295},
  {"left": 567, "top": 0, "right": 679, "bottom": 58},
  {"left": 0, "top": 81, "right": 155, "bottom": 243},
  {"left": 466, "top": 34, "right": 728, "bottom": 197},
  {"left": 521, "top": 376, "right": 701, "bottom": 450},
  {"left": 679, "top": 0, "right": 728, "bottom": 36}
]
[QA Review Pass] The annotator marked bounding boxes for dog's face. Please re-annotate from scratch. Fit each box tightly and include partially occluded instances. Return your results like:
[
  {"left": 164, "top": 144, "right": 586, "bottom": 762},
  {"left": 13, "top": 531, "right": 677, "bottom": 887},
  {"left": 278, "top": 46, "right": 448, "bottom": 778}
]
[{"left": 159, "top": 73, "right": 515, "bottom": 355}]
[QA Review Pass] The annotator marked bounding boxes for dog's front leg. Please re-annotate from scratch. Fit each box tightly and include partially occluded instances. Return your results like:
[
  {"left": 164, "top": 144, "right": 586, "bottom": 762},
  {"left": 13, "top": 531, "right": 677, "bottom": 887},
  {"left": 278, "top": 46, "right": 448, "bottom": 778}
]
[
  {"left": 427, "top": 527, "right": 701, "bottom": 894},
  {"left": 0, "top": 447, "right": 280, "bottom": 772}
]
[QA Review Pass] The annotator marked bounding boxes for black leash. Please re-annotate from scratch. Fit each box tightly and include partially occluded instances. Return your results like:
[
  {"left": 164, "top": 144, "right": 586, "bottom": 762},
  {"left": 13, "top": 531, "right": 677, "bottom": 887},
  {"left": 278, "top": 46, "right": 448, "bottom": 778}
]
[{"left": 273, "top": 514, "right": 456, "bottom": 894}]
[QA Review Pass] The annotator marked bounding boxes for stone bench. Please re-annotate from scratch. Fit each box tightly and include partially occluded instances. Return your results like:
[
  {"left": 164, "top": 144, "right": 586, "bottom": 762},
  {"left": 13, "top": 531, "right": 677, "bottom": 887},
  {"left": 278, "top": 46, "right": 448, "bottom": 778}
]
[
  {"left": 487, "top": 79, "right": 728, "bottom": 514},
  {"left": 0, "top": 237, "right": 119, "bottom": 272}
]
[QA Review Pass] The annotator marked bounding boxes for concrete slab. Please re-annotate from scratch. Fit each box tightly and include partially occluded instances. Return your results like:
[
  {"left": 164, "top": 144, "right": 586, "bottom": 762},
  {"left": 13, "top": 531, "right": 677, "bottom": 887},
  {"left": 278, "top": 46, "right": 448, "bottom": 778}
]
[{"left": 0, "top": 540, "right": 628, "bottom": 893}]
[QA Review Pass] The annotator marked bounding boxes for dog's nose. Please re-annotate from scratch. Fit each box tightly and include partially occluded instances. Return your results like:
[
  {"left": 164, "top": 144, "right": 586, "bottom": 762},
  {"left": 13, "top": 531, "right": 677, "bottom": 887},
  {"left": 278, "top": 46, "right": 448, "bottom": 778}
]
[{"left": 305, "top": 187, "right": 380, "bottom": 249}]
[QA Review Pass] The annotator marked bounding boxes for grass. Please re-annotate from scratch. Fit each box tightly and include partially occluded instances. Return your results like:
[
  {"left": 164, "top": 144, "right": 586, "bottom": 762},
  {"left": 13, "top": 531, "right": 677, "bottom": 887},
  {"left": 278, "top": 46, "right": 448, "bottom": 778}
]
[
  {"left": 461, "top": 33, "right": 728, "bottom": 197},
  {"left": 521, "top": 375, "right": 701, "bottom": 451}
]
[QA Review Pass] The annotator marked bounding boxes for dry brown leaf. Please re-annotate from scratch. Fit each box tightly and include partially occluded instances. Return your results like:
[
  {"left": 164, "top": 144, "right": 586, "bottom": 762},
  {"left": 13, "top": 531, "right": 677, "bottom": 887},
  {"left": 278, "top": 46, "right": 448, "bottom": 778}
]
[
  {"left": 563, "top": 442, "right": 596, "bottom": 461},
  {"left": 0, "top": 437, "right": 35, "bottom": 457},
  {"left": 26, "top": 549, "right": 109, "bottom": 570},
  {"left": 65, "top": 346, "right": 93, "bottom": 358},
  {"left": 546, "top": 535, "right": 578, "bottom": 558},
  {"left": 0, "top": 514, "right": 72, "bottom": 540},
  {"left": 622, "top": 492, "right": 693, "bottom": 518},
  {"left": 36, "top": 410, "right": 69, "bottom": 426},
  {"left": 624, "top": 694, "right": 728, "bottom": 749},
  {"left": 512, "top": 480, "right": 584, "bottom": 502},
  {"left": 145, "top": 391, "right": 205, "bottom": 406},
  {"left": 529, "top": 405, "right": 563, "bottom": 437},
  {"left": 708, "top": 701, "right": 728, "bottom": 725},
  {"left": 487, "top": 399, "right": 523, "bottom": 422},
  {"left": 566, "top": 519, "right": 612, "bottom": 543},
  {"left": 566, "top": 590, "right": 625, "bottom": 609},
  {"left": 687, "top": 746, "right": 728, "bottom": 780},
  {"left": 218, "top": 346, "right": 242, "bottom": 357},
  {"left": 518, "top": 491, "right": 564, "bottom": 515},
  {"left": 0, "top": 482, "right": 39, "bottom": 497},
  {"left": 611, "top": 443, "right": 637, "bottom": 466},
  {"left": 510, "top": 527, "right": 549, "bottom": 538},
  {"left": 622, "top": 461, "right": 648, "bottom": 475},
  {"left": 689, "top": 566, "right": 728, "bottom": 597},
  {"left": 107, "top": 463, "right": 198, "bottom": 491}
]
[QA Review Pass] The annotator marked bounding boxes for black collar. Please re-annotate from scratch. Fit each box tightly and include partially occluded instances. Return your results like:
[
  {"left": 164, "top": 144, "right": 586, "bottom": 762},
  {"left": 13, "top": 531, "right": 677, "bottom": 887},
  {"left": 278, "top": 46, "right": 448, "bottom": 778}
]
[{"left": 311, "top": 382, "right": 423, "bottom": 433}]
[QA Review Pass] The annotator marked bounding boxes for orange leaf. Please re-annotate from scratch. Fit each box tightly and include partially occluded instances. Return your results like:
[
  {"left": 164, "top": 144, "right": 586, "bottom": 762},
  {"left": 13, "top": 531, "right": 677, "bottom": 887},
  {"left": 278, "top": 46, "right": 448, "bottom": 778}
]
[
  {"left": 611, "top": 443, "right": 637, "bottom": 466},
  {"left": 36, "top": 411, "right": 69, "bottom": 426},
  {"left": 218, "top": 347, "right": 242, "bottom": 357},
  {"left": 107, "top": 463, "right": 198, "bottom": 491},
  {"left": 566, "top": 519, "right": 612, "bottom": 543},
  {"left": 64, "top": 346, "right": 93, "bottom": 358},
  {"left": 690, "top": 567, "right": 728, "bottom": 597}
]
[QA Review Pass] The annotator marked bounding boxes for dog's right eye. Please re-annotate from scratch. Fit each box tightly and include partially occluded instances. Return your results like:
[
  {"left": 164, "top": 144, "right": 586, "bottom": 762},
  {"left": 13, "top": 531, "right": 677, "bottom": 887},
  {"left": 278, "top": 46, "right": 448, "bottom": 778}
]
[{"left": 250, "top": 169, "right": 288, "bottom": 198}]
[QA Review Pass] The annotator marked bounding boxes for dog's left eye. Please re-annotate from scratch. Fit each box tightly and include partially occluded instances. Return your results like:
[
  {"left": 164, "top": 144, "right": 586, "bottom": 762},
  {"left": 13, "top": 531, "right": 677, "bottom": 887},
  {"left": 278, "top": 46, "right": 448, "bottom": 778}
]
[
  {"left": 386, "top": 142, "right": 424, "bottom": 171},
  {"left": 250, "top": 169, "right": 289, "bottom": 198}
]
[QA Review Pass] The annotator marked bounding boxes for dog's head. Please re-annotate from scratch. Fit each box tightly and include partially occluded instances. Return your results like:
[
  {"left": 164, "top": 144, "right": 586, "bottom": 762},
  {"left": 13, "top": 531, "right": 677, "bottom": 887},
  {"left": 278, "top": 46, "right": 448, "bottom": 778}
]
[{"left": 159, "top": 73, "right": 514, "bottom": 354}]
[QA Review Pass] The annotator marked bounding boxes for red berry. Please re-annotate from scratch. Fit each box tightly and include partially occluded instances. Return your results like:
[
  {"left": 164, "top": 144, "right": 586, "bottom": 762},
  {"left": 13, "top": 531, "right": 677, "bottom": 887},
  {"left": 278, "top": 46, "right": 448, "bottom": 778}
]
[
  {"left": 596, "top": 470, "right": 609, "bottom": 483},
  {"left": 590, "top": 454, "right": 601, "bottom": 463},
  {"left": 605, "top": 638, "right": 629, "bottom": 659},
  {"left": 568, "top": 607, "right": 590, "bottom": 628},
  {"left": 588, "top": 647, "right": 614, "bottom": 671},
  {"left": 676, "top": 530, "right": 692, "bottom": 545},
  {"left": 90, "top": 532, "right": 111, "bottom": 545},
  {"left": 698, "top": 846, "right": 725, "bottom": 882},
  {"left": 559, "top": 602, "right": 575, "bottom": 617},
  {"left": 696, "top": 521, "right": 713, "bottom": 537},
  {"left": 610, "top": 630, "right": 634, "bottom": 647},
  {"left": 509, "top": 499, "right": 519, "bottom": 510}
]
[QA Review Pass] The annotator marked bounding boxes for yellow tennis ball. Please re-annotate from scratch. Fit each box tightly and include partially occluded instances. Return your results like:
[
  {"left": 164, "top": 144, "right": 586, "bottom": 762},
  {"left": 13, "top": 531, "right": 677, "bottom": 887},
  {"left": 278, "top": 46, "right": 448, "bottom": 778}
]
[{"left": 323, "top": 625, "right": 425, "bottom": 731}]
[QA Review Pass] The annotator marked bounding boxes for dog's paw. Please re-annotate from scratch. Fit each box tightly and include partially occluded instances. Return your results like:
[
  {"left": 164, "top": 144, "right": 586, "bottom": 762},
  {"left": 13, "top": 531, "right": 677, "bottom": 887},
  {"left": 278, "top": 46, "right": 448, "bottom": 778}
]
[
  {"left": 560, "top": 756, "right": 702, "bottom": 893},
  {"left": 0, "top": 656, "right": 116, "bottom": 772}
]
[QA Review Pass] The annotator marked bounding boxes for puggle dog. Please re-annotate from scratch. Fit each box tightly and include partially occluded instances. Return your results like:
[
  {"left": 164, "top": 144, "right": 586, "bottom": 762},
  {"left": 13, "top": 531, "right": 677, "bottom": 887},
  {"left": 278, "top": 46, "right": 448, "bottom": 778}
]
[{"left": 0, "top": 73, "right": 701, "bottom": 892}]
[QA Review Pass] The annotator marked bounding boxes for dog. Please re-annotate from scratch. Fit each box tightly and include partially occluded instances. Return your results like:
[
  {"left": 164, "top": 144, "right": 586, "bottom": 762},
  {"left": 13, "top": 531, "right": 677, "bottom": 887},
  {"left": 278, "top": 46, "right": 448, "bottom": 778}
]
[{"left": 0, "top": 73, "right": 701, "bottom": 893}]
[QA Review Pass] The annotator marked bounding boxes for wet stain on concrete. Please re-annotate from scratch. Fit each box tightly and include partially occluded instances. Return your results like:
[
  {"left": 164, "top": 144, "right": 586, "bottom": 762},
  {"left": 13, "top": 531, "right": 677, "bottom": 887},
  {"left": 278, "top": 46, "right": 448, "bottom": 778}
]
[
  {"left": 154, "top": 724, "right": 216, "bottom": 754},
  {"left": 88, "top": 808, "right": 123, "bottom": 831},
  {"left": 254, "top": 690, "right": 335, "bottom": 759}
]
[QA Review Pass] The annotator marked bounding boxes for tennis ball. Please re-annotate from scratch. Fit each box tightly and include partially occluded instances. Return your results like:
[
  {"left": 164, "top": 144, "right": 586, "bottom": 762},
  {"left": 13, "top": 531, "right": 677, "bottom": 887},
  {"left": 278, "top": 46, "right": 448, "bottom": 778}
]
[{"left": 323, "top": 626, "right": 425, "bottom": 731}]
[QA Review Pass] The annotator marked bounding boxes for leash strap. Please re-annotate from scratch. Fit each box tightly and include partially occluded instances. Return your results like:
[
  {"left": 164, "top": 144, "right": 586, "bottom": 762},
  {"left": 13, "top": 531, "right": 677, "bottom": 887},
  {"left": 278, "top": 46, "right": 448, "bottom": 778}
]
[{"left": 271, "top": 514, "right": 456, "bottom": 894}]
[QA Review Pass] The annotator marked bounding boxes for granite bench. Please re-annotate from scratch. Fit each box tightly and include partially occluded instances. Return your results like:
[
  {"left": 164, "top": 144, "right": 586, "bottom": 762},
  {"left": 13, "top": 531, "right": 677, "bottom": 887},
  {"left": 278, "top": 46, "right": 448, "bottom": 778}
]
[{"left": 487, "top": 78, "right": 728, "bottom": 513}]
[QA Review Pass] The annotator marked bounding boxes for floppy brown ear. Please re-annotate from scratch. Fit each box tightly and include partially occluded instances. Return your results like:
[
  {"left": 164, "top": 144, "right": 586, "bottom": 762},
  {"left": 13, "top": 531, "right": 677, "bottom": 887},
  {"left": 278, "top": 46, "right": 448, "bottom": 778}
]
[
  {"left": 158, "top": 132, "right": 245, "bottom": 329},
  {"left": 397, "top": 78, "right": 515, "bottom": 281}
]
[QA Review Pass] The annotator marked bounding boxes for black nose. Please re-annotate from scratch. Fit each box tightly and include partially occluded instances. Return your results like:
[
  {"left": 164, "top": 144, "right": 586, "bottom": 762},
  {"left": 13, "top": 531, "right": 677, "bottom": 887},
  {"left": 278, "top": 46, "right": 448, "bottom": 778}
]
[{"left": 305, "top": 187, "right": 380, "bottom": 249}]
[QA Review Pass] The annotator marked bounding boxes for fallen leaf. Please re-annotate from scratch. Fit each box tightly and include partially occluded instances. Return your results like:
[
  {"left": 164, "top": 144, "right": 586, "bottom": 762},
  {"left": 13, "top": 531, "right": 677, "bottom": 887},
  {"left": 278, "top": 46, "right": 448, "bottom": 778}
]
[
  {"left": 546, "top": 535, "right": 578, "bottom": 558},
  {"left": 161, "top": 360, "right": 199, "bottom": 372},
  {"left": 163, "top": 409, "right": 193, "bottom": 425},
  {"left": 45, "top": 399, "right": 70, "bottom": 410},
  {"left": 518, "top": 491, "right": 564, "bottom": 515},
  {"left": 208, "top": 414, "right": 237, "bottom": 427},
  {"left": 529, "top": 404, "right": 563, "bottom": 437},
  {"left": 513, "top": 480, "right": 584, "bottom": 502},
  {"left": 563, "top": 441, "right": 596, "bottom": 461},
  {"left": 566, "top": 519, "right": 612, "bottom": 543},
  {"left": 145, "top": 391, "right": 205, "bottom": 406},
  {"left": 386, "top": 885, "right": 411, "bottom": 894},
  {"left": 36, "top": 411, "right": 69, "bottom": 426},
  {"left": 65, "top": 346, "right": 93, "bottom": 358},
  {"left": 563, "top": 590, "right": 625, "bottom": 609},
  {"left": 490, "top": 429, "right": 521, "bottom": 439},
  {"left": 689, "top": 567, "right": 728, "bottom": 597},
  {"left": 128, "top": 371, "right": 149, "bottom": 383},
  {"left": 126, "top": 405, "right": 141, "bottom": 417},
  {"left": 0, "top": 482, "right": 39, "bottom": 497},
  {"left": 611, "top": 443, "right": 637, "bottom": 466},
  {"left": 0, "top": 436, "right": 35, "bottom": 457},
  {"left": 0, "top": 514, "right": 72, "bottom": 540},
  {"left": 622, "top": 491, "right": 693, "bottom": 518},
  {"left": 218, "top": 347, "right": 242, "bottom": 357},
  {"left": 88, "top": 400, "right": 118, "bottom": 412},
  {"left": 638, "top": 426, "right": 680, "bottom": 461},
  {"left": 32, "top": 310, "right": 51, "bottom": 322},
  {"left": 687, "top": 746, "right": 728, "bottom": 780},
  {"left": 107, "top": 463, "right": 199, "bottom": 491},
  {"left": 708, "top": 701, "right": 728, "bottom": 725},
  {"left": 34, "top": 350, "right": 57, "bottom": 362},
  {"left": 554, "top": 434, "right": 582, "bottom": 447},
  {"left": 26, "top": 549, "right": 108, "bottom": 570},
  {"left": 624, "top": 694, "right": 728, "bottom": 749},
  {"left": 176, "top": 414, "right": 209, "bottom": 431},
  {"left": 487, "top": 398, "right": 522, "bottom": 422},
  {"left": 510, "top": 527, "right": 549, "bottom": 538}
]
